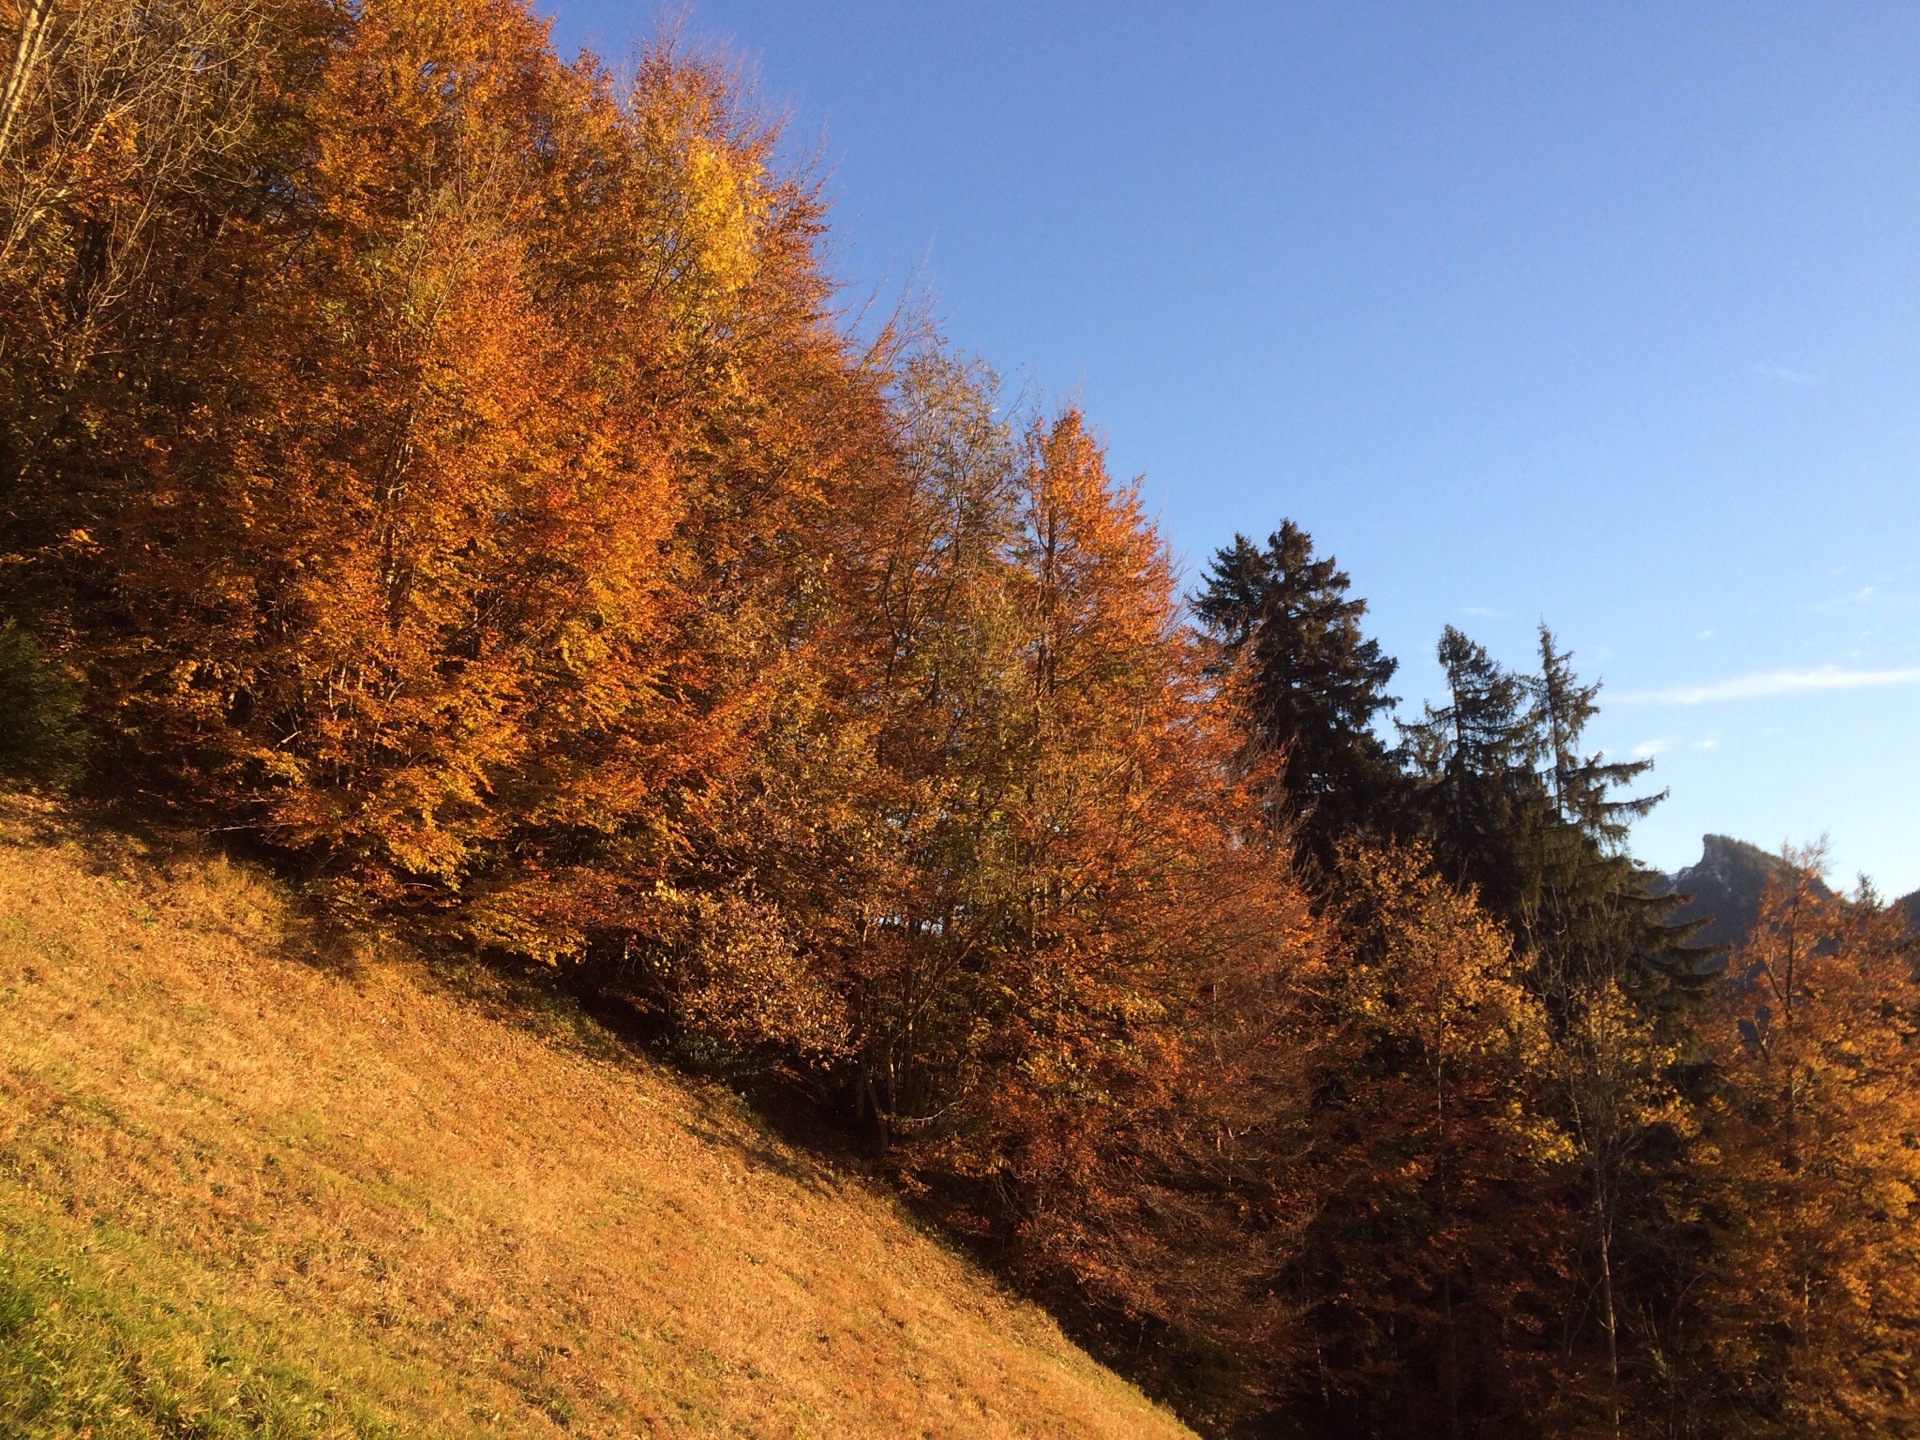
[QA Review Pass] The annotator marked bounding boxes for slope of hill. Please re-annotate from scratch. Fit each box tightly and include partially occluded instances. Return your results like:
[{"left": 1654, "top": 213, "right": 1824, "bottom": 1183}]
[{"left": 0, "top": 798, "right": 1193, "bottom": 1440}]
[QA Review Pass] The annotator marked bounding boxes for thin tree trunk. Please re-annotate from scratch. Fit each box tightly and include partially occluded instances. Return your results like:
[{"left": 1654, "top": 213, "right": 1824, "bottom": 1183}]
[
  {"left": 1436, "top": 1049, "right": 1460, "bottom": 1440},
  {"left": 1596, "top": 1190, "right": 1621, "bottom": 1438},
  {"left": 1444, "top": 1268, "right": 1460, "bottom": 1440},
  {"left": 0, "top": 0, "right": 56, "bottom": 162}
]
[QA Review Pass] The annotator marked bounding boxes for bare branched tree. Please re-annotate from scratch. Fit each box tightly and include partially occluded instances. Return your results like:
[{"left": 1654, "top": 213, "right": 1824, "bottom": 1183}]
[
  {"left": 0, "top": 0, "right": 276, "bottom": 386},
  {"left": 0, "top": 0, "right": 57, "bottom": 161}
]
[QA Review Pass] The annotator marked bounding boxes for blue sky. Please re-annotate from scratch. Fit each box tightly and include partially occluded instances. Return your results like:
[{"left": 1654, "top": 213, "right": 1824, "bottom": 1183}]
[{"left": 545, "top": 2, "right": 1920, "bottom": 895}]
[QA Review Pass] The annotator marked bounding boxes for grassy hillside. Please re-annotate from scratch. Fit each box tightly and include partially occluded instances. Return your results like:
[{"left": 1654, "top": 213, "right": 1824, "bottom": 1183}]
[{"left": 0, "top": 798, "right": 1194, "bottom": 1440}]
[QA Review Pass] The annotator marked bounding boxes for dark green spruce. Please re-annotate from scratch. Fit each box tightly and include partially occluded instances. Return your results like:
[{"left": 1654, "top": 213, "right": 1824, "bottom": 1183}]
[{"left": 1194, "top": 520, "right": 1407, "bottom": 866}]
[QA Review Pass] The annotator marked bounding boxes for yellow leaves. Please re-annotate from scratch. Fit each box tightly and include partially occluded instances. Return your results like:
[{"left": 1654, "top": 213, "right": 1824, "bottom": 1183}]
[
  {"left": 1692, "top": 858, "right": 1920, "bottom": 1433},
  {"left": 614, "top": 38, "right": 778, "bottom": 336},
  {"left": 378, "top": 805, "right": 463, "bottom": 882},
  {"left": 666, "top": 886, "right": 849, "bottom": 1061},
  {"left": 679, "top": 132, "right": 764, "bottom": 296},
  {"left": 1332, "top": 840, "right": 1539, "bottom": 1064},
  {"left": 1506, "top": 1098, "right": 1577, "bottom": 1167}
]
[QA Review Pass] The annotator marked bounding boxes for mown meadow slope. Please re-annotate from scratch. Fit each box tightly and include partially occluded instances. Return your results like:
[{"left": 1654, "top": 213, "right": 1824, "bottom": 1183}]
[{"left": 0, "top": 798, "right": 1193, "bottom": 1439}]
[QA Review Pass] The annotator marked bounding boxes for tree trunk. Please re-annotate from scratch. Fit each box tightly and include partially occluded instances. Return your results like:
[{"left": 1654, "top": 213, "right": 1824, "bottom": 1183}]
[{"left": 0, "top": 0, "right": 56, "bottom": 163}]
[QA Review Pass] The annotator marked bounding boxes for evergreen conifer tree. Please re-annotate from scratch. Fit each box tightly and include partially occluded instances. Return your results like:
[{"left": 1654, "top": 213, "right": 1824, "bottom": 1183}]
[
  {"left": 1195, "top": 520, "right": 1405, "bottom": 864},
  {"left": 1534, "top": 624, "right": 1660, "bottom": 850},
  {"left": 1397, "top": 625, "right": 1548, "bottom": 928},
  {"left": 1526, "top": 624, "right": 1708, "bottom": 1005},
  {"left": 1402, "top": 626, "right": 1711, "bottom": 1429}
]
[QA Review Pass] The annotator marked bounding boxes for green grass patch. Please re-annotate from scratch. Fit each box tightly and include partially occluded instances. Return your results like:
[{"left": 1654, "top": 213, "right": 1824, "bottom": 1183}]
[{"left": 0, "top": 1211, "right": 394, "bottom": 1440}]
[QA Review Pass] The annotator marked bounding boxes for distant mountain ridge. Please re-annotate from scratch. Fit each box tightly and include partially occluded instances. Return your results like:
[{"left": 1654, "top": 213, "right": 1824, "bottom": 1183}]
[
  {"left": 1649, "top": 834, "right": 1829, "bottom": 950},
  {"left": 1651, "top": 834, "right": 1918, "bottom": 950}
]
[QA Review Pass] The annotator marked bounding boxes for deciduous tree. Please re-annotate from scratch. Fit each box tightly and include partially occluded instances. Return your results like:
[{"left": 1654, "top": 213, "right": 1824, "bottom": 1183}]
[{"left": 1687, "top": 853, "right": 1920, "bottom": 1437}]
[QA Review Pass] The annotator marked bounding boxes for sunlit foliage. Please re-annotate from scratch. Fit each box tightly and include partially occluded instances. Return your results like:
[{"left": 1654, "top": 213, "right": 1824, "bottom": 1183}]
[{"left": 3, "top": 5, "right": 1911, "bottom": 1437}]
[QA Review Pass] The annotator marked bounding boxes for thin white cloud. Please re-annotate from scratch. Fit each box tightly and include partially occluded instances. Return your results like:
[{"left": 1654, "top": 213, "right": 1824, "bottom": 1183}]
[
  {"left": 1813, "top": 582, "right": 1883, "bottom": 614},
  {"left": 1754, "top": 363, "right": 1826, "bottom": 386},
  {"left": 1459, "top": 605, "right": 1505, "bottom": 619},
  {"left": 1619, "top": 664, "right": 1920, "bottom": 706}
]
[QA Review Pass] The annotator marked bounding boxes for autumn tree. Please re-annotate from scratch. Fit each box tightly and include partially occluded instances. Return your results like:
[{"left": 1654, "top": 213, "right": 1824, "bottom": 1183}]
[
  {"left": 1, "top": 2, "right": 897, "bottom": 970},
  {"left": 0, "top": 0, "right": 292, "bottom": 411},
  {"left": 16, "top": 10, "right": 1896, "bottom": 1440},
  {"left": 1682, "top": 853, "right": 1920, "bottom": 1438},
  {"left": 1290, "top": 841, "right": 1572, "bottom": 1439},
  {"left": 1, "top": 0, "right": 316, "bottom": 660},
  {"left": 826, "top": 348, "right": 1030, "bottom": 1139},
  {"left": 774, "top": 404, "right": 1324, "bottom": 1426}
]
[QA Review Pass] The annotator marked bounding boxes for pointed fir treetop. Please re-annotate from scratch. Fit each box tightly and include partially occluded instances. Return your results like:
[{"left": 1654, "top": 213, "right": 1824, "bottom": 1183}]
[{"left": 1194, "top": 520, "right": 1404, "bottom": 862}]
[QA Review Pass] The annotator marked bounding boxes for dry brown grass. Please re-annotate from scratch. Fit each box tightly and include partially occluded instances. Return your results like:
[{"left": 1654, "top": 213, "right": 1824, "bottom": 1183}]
[{"left": 0, "top": 796, "right": 1194, "bottom": 1439}]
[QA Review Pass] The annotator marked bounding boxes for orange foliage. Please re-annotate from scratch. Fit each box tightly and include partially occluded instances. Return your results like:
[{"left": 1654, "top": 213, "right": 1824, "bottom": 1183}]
[
  {"left": 1690, "top": 853, "right": 1920, "bottom": 1437},
  {"left": 1292, "top": 842, "right": 1574, "bottom": 1436},
  {"left": 3, "top": 2, "right": 893, "bottom": 959},
  {"left": 15, "top": 9, "right": 1917, "bottom": 1439},
  {"left": 964, "top": 410, "right": 1323, "bottom": 1422}
]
